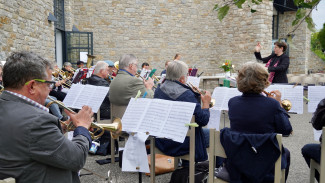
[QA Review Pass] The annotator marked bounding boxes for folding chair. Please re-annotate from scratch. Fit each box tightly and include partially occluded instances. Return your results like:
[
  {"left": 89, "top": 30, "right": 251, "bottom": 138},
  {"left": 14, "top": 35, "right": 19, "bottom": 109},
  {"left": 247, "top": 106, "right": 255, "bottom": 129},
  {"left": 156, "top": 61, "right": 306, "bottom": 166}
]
[
  {"left": 208, "top": 129, "right": 285, "bottom": 183},
  {"left": 150, "top": 116, "right": 196, "bottom": 183},
  {"left": 309, "top": 127, "right": 325, "bottom": 183},
  {"left": 0, "top": 178, "right": 15, "bottom": 183}
]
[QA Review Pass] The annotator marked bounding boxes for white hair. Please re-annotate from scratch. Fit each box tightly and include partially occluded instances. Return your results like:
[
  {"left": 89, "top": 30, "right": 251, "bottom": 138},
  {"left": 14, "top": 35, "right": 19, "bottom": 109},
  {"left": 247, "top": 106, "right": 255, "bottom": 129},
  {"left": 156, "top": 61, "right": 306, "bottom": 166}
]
[
  {"left": 119, "top": 54, "right": 137, "bottom": 70},
  {"left": 93, "top": 61, "right": 108, "bottom": 75},
  {"left": 166, "top": 61, "right": 188, "bottom": 81}
]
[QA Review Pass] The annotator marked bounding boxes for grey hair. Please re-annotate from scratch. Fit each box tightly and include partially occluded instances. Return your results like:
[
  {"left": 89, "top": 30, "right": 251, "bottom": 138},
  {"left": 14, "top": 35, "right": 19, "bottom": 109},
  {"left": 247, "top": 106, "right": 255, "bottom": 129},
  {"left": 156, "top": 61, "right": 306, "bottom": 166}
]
[
  {"left": 166, "top": 61, "right": 188, "bottom": 81},
  {"left": 119, "top": 54, "right": 137, "bottom": 70},
  {"left": 237, "top": 61, "right": 270, "bottom": 93},
  {"left": 93, "top": 61, "right": 108, "bottom": 75},
  {"left": 3, "top": 51, "right": 53, "bottom": 89},
  {"left": 63, "top": 62, "right": 72, "bottom": 67}
]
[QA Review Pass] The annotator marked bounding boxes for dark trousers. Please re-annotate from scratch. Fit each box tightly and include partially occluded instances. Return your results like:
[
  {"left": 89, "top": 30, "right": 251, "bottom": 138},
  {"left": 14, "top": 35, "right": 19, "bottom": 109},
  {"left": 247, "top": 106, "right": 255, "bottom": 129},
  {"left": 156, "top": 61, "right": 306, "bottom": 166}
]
[
  {"left": 302, "top": 143, "right": 321, "bottom": 182},
  {"left": 283, "top": 148, "right": 291, "bottom": 182}
]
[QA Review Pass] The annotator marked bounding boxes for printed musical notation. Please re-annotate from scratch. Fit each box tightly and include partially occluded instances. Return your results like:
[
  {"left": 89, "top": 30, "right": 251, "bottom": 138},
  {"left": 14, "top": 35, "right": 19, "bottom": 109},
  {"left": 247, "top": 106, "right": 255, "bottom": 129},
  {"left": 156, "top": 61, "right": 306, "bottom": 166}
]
[
  {"left": 211, "top": 87, "right": 241, "bottom": 110},
  {"left": 121, "top": 98, "right": 196, "bottom": 143},
  {"left": 63, "top": 84, "right": 110, "bottom": 113},
  {"left": 308, "top": 86, "right": 325, "bottom": 113}
]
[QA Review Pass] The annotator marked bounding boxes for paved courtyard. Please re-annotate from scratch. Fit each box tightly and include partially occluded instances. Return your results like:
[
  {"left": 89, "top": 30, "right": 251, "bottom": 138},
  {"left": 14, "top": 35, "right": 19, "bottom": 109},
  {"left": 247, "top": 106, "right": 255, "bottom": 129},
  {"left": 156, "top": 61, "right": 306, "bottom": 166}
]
[{"left": 80, "top": 102, "right": 317, "bottom": 183}]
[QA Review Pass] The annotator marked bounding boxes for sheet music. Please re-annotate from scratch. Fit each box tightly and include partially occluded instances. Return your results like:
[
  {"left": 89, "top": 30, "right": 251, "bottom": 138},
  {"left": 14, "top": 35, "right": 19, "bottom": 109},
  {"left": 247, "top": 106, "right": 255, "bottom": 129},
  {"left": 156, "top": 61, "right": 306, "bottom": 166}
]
[
  {"left": 137, "top": 99, "right": 172, "bottom": 136},
  {"left": 187, "top": 76, "right": 201, "bottom": 88},
  {"left": 265, "top": 85, "right": 303, "bottom": 114},
  {"left": 313, "top": 129, "right": 322, "bottom": 142},
  {"left": 122, "top": 132, "right": 149, "bottom": 173},
  {"left": 211, "top": 87, "right": 228, "bottom": 110},
  {"left": 63, "top": 84, "right": 109, "bottom": 113},
  {"left": 122, "top": 98, "right": 150, "bottom": 132},
  {"left": 121, "top": 98, "right": 196, "bottom": 143},
  {"left": 222, "top": 88, "right": 242, "bottom": 110},
  {"left": 207, "top": 109, "right": 221, "bottom": 130},
  {"left": 160, "top": 102, "right": 195, "bottom": 143},
  {"left": 308, "top": 86, "right": 325, "bottom": 113}
]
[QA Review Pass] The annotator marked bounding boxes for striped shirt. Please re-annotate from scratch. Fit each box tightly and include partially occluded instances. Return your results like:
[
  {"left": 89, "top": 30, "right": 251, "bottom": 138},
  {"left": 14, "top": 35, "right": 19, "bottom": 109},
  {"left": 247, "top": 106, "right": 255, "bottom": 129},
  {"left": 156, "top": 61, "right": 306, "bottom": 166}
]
[{"left": 5, "top": 90, "right": 49, "bottom": 112}]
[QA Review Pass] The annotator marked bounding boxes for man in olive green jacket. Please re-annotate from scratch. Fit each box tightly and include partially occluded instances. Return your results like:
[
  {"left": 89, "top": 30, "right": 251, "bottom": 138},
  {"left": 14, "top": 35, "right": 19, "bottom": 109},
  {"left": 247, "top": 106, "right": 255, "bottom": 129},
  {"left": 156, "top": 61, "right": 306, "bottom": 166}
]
[{"left": 109, "top": 54, "right": 154, "bottom": 106}]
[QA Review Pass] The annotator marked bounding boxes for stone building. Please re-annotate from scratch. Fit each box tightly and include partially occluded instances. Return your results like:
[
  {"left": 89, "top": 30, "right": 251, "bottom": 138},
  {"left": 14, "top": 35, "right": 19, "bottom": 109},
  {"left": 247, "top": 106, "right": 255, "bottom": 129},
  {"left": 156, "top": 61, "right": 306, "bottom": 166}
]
[{"left": 0, "top": 0, "right": 323, "bottom": 74}]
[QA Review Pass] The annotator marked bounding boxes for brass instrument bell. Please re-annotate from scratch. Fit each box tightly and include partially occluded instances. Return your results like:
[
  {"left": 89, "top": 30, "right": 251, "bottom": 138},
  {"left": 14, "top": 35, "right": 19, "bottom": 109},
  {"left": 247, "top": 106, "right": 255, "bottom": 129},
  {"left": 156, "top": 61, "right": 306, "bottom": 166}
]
[
  {"left": 114, "top": 61, "right": 119, "bottom": 70},
  {"left": 0, "top": 84, "right": 4, "bottom": 94}
]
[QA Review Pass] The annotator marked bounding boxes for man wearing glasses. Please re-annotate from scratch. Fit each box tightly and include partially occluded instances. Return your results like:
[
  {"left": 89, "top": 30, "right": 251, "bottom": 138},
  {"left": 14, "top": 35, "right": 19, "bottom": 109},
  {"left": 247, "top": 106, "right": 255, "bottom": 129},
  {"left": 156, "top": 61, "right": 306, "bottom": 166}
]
[
  {"left": 0, "top": 51, "right": 93, "bottom": 183},
  {"left": 109, "top": 54, "right": 154, "bottom": 106}
]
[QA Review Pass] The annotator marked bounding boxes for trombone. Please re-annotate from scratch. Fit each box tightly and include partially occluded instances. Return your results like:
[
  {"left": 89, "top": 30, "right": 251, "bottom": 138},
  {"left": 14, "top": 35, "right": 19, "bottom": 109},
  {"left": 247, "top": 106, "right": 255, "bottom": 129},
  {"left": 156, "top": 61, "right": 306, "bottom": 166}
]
[{"left": 47, "top": 96, "right": 122, "bottom": 139}]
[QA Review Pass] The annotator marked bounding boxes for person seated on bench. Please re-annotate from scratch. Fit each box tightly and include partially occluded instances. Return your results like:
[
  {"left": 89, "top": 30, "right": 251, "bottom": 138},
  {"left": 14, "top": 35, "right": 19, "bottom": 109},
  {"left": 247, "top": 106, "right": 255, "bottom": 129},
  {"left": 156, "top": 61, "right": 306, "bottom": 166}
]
[
  {"left": 154, "top": 60, "right": 212, "bottom": 164},
  {"left": 228, "top": 62, "right": 292, "bottom": 181},
  {"left": 301, "top": 98, "right": 325, "bottom": 182}
]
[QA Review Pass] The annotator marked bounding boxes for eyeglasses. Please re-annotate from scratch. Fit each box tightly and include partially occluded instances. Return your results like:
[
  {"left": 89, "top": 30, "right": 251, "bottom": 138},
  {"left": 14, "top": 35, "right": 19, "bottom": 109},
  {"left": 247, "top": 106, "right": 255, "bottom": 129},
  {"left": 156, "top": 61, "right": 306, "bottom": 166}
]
[{"left": 25, "top": 79, "right": 56, "bottom": 89}]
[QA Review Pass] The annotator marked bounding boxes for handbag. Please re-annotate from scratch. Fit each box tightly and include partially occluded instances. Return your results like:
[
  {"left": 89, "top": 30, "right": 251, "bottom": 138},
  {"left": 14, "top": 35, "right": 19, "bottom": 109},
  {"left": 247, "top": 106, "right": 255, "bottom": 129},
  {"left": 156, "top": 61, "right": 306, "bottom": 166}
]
[{"left": 145, "top": 154, "right": 175, "bottom": 176}]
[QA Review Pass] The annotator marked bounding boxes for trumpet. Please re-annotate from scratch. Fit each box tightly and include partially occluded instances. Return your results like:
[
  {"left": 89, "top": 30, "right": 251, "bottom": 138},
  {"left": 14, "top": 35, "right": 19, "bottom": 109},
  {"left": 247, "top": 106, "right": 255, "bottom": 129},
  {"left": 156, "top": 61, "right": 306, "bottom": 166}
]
[
  {"left": 263, "top": 90, "right": 292, "bottom": 112},
  {"left": 46, "top": 96, "right": 122, "bottom": 139},
  {"left": 187, "top": 82, "right": 215, "bottom": 108}
]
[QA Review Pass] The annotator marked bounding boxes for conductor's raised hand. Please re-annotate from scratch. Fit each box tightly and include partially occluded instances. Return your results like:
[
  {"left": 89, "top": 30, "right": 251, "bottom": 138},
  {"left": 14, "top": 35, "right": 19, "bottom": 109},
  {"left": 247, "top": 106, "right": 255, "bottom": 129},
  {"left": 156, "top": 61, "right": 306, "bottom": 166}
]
[
  {"left": 144, "top": 77, "right": 154, "bottom": 89},
  {"left": 255, "top": 42, "right": 261, "bottom": 52},
  {"left": 65, "top": 105, "right": 93, "bottom": 129},
  {"left": 201, "top": 91, "right": 212, "bottom": 109}
]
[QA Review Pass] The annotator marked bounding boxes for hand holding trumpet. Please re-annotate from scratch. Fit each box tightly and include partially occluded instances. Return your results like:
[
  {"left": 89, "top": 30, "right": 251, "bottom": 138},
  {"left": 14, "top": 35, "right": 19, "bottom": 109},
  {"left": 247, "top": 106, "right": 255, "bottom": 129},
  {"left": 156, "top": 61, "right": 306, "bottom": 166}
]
[
  {"left": 64, "top": 105, "right": 93, "bottom": 130},
  {"left": 266, "top": 90, "right": 282, "bottom": 106}
]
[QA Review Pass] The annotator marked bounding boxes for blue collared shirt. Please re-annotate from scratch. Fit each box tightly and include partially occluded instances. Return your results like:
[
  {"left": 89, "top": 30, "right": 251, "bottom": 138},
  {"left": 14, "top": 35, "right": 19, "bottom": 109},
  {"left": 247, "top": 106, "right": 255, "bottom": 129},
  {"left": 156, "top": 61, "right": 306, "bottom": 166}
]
[{"left": 119, "top": 69, "right": 134, "bottom": 77}]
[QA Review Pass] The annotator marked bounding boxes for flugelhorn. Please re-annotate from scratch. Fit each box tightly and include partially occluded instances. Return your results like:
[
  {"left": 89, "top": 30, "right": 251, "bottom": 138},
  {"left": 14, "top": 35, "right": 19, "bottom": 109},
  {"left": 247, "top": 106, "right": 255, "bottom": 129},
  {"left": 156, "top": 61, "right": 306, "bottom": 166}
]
[
  {"left": 187, "top": 82, "right": 215, "bottom": 108},
  {"left": 263, "top": 90, "right": 292, "bottom": 112},
  {"left": 46, "top": 96, "right": 122, "bottom": 139}
]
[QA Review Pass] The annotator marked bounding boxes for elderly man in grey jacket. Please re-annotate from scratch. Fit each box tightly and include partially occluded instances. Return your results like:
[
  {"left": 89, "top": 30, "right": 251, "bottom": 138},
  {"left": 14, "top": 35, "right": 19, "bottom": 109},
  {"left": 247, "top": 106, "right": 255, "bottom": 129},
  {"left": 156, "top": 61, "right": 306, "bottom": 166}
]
[
  {"left": 0, "top": 51, "right": 93, "bottom": 183},
  {"left": 109, "top": 54, "right": 154, "bottom": 106}
]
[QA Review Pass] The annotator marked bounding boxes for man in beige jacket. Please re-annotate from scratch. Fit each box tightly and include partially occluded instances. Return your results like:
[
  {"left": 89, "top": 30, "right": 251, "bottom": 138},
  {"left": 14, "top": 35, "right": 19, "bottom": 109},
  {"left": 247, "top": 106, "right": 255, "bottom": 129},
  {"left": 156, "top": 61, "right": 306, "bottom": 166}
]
[{"left": 109, "top": 54, "right": 154, "bottom": 106}]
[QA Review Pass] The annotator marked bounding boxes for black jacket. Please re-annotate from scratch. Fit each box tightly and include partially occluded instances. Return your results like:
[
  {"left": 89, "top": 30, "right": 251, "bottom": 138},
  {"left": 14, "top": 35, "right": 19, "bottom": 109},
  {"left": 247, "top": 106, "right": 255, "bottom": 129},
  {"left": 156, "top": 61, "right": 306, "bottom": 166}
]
[
  {"left": 86, "top": 75, "right": 110, "bottom": 119},
  {"left": 254, "top": 52, "right": 289, "bottom": 83}
]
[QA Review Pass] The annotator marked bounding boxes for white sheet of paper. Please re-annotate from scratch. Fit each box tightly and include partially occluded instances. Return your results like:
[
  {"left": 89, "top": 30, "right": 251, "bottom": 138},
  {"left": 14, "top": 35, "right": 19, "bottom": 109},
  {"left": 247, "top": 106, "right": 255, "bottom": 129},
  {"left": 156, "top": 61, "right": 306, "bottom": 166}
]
[
  {"left": 211, "top": 87, "right": 241, "bottom": 110},
  {"left": 207, "top": 109, "right": 221, "bottom": 130},
  {"left": 63, "top": 84, "right": 109, "bottom": 113},
  {"left": 121, "top": 98, "right": 195, "bottom": 143},
  {"left": 313, "top": 129, "right": 322, "bottom": 141},
  {"left": 264, "top": 85, "right": 304, "bottom": 114},
  {"left": 122, "top": 132, "right": 149, "bottom": 173},
  {"left": 187, "top": 76, "right": 201, "bottom": 88},
  {"left": 80, "top": 52, "right": 88, "bottom": 62},
  {"left": 308, "top": 86, "right": 325, "bottom": 113}
]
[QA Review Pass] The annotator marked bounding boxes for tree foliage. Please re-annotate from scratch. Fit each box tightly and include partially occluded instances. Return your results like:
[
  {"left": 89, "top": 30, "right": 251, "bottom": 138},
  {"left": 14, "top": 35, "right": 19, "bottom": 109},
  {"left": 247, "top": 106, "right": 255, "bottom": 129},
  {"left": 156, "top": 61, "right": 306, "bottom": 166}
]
[
  {"left": 319, "top": 23, "right": 325, "bottom": 50},
  {"left": 213, "top": 0, "right": 321, "bottom": 35}
]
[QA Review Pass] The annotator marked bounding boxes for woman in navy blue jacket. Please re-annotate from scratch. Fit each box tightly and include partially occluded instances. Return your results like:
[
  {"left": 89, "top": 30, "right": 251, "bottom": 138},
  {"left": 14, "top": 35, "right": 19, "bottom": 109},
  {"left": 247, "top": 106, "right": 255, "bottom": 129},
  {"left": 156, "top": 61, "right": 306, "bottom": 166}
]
[
  {"left": 154, "top": 60, "right": 211, "bottom": 162},
  {"left": 228, "top": 62, "right": 293, "bottom": 181}
]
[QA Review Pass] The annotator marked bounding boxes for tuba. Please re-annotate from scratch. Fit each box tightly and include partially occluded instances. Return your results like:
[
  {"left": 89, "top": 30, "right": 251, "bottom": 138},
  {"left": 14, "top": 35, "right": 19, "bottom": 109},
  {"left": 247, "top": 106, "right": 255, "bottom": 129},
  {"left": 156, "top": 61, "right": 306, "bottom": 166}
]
[
  {"left": 46, "top": 96, "right": 122, "bottom": 139},
  {"left": 86, "top": 54, "right": 96, "bottom": 68}
]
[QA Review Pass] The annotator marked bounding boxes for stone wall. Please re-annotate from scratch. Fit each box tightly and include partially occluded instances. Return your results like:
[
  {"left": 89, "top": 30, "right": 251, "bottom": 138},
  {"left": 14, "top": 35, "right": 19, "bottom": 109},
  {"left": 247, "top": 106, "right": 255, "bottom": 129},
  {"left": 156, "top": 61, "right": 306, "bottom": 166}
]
[
  {"left": 0, "top": 0, "right": 55, "bottom": 61},
  {"left": 277, "top": 11, "right": 325, "bottom": 74},
  {"left": 69, "top": 0, "right": 273, "bottom": 75}
]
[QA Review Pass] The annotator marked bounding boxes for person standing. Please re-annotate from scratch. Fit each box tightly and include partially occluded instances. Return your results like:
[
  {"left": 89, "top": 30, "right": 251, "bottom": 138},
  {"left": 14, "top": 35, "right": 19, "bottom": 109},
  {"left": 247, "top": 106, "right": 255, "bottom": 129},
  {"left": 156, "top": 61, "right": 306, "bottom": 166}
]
[{"left": 254, "top": 41, "right": 289, "bottom": 83}]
